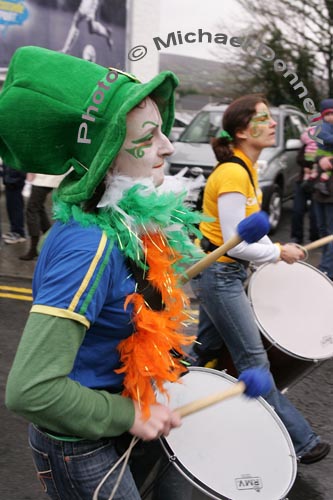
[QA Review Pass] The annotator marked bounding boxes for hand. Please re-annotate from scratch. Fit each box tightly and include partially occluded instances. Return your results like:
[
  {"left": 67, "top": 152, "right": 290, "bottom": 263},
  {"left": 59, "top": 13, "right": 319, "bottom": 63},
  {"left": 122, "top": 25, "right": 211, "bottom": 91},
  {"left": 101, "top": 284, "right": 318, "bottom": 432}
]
[
  {"left": 280, "top": 243, "right": 305, "bottom": 264},
  {"left": 319, "top": 156, "right": 333, "bottom": 171},
  {"left": 129, "top": 402, "right": 181, "bottom": 441}
]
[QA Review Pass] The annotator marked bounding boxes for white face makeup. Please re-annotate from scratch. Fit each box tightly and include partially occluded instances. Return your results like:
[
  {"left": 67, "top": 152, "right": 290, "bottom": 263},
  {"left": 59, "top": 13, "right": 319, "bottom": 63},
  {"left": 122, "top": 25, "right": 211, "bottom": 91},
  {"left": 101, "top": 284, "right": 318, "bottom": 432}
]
[{"left": 113, "top": 97, "right": 174, "bottom": 186}]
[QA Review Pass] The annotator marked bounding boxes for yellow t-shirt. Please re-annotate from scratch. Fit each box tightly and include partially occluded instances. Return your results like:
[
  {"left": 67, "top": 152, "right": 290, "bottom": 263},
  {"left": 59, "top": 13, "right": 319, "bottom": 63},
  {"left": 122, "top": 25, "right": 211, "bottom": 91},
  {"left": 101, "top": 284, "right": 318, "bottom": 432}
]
[{"left": 200, "top": 149, "right": 262, "bottom": 262}]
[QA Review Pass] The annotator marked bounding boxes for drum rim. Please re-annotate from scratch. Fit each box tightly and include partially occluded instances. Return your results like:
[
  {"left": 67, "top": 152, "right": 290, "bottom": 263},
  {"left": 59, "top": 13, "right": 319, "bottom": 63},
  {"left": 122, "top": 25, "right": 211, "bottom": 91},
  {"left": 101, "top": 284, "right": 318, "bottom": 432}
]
[
  {"left": 248, "top": 261, "right": 333, "bottom": 361},
  {"left": 160, "top": 367, "right": 297, "bottom": 500}
]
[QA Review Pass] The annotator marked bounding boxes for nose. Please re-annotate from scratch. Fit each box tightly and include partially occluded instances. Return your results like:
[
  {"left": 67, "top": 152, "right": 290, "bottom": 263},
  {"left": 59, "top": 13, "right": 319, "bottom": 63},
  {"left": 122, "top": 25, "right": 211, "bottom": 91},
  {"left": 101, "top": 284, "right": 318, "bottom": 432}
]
[
  {"left": 270, "top": 118, "right": 277, "bottom": 128},
  {"left": 160, "top": 133, "right": 175, "bottom": 157}
]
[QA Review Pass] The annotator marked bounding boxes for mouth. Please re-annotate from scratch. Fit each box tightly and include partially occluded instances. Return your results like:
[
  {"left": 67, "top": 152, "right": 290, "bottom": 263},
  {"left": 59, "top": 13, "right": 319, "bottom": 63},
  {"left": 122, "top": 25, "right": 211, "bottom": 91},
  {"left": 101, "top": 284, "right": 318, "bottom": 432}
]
[{"left": 153, "top": 162, "right": 164, "bottom": 169}]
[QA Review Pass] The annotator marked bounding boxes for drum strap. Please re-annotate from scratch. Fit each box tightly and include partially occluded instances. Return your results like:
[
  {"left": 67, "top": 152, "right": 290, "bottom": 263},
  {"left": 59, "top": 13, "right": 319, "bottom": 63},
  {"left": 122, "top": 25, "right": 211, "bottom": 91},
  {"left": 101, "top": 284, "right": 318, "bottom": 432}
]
[{"left": 229, "top": 156, "right": 257, "bottom": 200}]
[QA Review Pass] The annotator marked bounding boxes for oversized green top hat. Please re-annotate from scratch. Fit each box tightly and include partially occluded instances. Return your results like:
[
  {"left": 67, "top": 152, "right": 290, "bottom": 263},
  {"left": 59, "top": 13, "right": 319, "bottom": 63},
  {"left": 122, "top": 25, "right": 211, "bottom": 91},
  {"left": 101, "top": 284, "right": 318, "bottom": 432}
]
[{"left": 0, "top": 46, "right": 178, "bottom": 203}]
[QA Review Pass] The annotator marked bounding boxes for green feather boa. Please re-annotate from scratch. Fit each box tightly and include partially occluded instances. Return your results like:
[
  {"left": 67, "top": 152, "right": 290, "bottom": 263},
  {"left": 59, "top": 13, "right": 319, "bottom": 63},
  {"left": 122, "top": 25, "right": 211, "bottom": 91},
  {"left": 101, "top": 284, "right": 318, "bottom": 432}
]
[{"left": 53, "top": 184, "right": 207, "bottom": 272}]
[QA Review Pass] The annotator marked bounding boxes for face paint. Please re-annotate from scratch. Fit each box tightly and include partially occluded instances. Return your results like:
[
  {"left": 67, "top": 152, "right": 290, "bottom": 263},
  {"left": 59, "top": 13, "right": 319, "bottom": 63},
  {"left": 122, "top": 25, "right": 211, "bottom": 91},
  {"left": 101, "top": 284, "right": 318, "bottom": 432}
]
[
  {"left": 240, "top": 103, "right": 276, "bottom": 146},
  {"left": 250, "top": 111, "right": 272, "bottom": 126},
  {"left": 125, "top": 122, "right": 157, "bottom": 159},
  {"left": 112, "top": 98, "right": 174, "bottom": 186},
  {"left": 249, "top": 110, "right": 273, "bottom": 138},
  {"left": 249, "top": 124, "right": 262, "bottom": 138}
]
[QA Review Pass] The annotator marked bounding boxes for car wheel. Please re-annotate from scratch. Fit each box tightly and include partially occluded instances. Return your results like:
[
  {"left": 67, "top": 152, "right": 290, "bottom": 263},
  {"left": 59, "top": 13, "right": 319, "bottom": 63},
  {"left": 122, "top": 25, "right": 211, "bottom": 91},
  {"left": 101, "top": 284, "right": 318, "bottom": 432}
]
[{"left": 266, "top": 184, "right": 282, "bottom": 233}]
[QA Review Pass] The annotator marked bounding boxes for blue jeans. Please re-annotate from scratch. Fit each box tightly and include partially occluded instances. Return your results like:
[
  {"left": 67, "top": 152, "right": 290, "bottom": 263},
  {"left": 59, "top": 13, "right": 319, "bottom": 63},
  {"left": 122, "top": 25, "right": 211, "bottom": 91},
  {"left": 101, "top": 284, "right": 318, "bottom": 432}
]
[
  {"left": 28, "top": 424, "right": 193, "bottom": 500},
  {"left": 5, "top": 182, "right": 26, "bottom": 236},
  {"left": 291, "top": 181, "right": 318, "bottom": 244},
  {"left": 313, "top": 201, "right": 333, "bottom": 279},
  {"left": 191, "top": 262, "right": 320, "bottom": 456}
]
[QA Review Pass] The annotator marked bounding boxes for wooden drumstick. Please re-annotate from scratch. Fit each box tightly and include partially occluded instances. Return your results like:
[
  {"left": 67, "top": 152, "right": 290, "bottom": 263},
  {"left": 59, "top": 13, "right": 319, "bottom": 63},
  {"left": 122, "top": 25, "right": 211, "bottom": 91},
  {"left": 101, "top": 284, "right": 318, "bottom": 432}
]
[
  {"left": 295, "top": 235, "right": 333, "bottom": 261},
  {"left": 175, "top": 368, "right": 272, "bottom": 418},
  {"left": 180, "top": 211, "right": 270, "bottom": 284},
  {"left": 176, "top": 381, "right": 246, "bottom": 417},
  {"left": 303, "top": 234, "right": 333, "bottom": 251}
]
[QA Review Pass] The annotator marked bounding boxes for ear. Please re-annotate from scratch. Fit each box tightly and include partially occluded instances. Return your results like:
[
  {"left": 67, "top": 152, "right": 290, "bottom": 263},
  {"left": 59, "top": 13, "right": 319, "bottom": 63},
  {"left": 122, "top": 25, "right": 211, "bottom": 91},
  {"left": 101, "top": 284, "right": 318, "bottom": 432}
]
[{"left": 235, "top": 129, "right": 248, "bottom": 140}]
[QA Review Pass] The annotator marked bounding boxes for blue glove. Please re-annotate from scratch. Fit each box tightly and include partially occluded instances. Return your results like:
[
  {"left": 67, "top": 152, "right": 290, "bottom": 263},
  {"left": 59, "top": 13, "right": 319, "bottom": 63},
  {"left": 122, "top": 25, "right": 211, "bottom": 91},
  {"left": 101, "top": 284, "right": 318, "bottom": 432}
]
[{"left": 238, "top": 367, "right": 273, "bottom": 398}]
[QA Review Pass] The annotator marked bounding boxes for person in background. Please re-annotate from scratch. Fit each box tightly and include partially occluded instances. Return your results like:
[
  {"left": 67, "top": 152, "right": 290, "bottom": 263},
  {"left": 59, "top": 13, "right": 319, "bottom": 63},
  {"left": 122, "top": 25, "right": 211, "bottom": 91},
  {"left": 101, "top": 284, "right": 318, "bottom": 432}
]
[
  {"left": 311, "top": 98, "right": 333, "bottom": 280},
  {"left": 309, "top": 99, "right": 333, "bottom": 196},
  {"left": 20, "top": 173, "right": 66, "bottom": 261},
  {"left": 290, "top": 121, "right": 319, "bottom": 245},
  {"left": 2, "top": 163, "right": 26, "bottom": 244},
  {"left": 190, "top": 94, "right": 330, "bottom": 465}
]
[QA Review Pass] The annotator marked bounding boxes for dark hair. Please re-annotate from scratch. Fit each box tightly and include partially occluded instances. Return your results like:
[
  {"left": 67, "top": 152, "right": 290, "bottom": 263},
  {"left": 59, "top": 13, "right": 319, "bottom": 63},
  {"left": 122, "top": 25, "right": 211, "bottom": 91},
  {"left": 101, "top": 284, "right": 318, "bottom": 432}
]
[{"left": 211, "top": 94, "right": 268, "bottom": 163}]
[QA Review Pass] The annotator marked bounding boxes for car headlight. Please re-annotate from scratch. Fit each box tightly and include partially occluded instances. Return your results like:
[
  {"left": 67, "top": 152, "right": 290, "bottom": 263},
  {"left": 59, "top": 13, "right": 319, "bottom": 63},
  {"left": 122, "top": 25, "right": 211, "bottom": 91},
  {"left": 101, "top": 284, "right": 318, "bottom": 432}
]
[{"left": 256, "top": 160, "right": 269, "bottom": 179}]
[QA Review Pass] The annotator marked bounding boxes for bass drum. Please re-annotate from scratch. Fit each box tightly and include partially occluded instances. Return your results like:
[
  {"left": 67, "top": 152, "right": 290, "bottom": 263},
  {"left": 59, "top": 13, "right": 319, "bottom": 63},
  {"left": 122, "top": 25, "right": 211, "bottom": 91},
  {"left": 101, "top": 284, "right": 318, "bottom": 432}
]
[
  {"left": 218, "top": 261, "right": 333, "bottom": 390},
  {"left": 158, "top": 367, "right": 297, "bottom": 500}
]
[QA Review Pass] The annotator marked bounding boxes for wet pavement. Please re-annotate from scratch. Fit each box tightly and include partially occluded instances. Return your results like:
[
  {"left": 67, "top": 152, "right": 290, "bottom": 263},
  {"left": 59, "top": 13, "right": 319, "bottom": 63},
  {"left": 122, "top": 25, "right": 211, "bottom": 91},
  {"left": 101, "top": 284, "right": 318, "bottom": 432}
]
[{"left": 0, "top": 191, "right": 332, "bottom": 499}]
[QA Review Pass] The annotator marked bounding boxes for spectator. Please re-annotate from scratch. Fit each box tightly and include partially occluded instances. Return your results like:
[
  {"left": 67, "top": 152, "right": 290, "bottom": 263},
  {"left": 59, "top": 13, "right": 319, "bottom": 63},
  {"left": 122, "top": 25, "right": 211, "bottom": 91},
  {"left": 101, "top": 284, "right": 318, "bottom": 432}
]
[
  {"left": 2, "top": 163, "right": 26, "bottom": 244},
  {"left": 312, "top": 98, "right": 333, "bottom": 280},
  {"left": 20, "top": 173, "right": 66, "bottom": 260},
  {"left": 290, "top": 124, "right": 319, "bottom": 245}
]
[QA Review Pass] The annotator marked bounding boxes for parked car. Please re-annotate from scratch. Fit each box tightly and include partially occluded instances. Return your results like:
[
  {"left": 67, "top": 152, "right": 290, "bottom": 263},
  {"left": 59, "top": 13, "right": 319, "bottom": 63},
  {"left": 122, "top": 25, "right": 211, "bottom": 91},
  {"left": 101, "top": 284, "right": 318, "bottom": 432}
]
[
  {"left": 166, "top": 103, "right": 307, "bottom": 232},
  {"left": 169, "top": 112, "right": 193, "bottom": 142}
]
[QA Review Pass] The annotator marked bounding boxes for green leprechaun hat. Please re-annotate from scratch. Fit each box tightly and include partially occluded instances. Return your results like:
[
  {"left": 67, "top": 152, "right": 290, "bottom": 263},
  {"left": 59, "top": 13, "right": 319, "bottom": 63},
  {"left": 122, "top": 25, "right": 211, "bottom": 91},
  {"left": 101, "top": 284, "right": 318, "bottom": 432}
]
[{"left": 0, "top": 46, "right": 178, "bottom": 203}]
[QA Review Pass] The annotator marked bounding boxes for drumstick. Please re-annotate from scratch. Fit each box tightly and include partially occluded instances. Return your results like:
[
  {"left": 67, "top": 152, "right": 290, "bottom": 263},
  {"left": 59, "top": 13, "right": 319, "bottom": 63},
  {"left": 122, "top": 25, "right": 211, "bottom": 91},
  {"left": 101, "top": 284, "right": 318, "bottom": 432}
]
[
  {"left": 303, "top": 234, "right": 333, "bottom": 251},
  {"left": 180, "top": 211, "right": 270, "bottom": 284},
  {"left": 175, "top": 367, "right": 272, "bottom": 418},
  {"left": 176, "top": 381, "right": 246, "bottom": 417}
]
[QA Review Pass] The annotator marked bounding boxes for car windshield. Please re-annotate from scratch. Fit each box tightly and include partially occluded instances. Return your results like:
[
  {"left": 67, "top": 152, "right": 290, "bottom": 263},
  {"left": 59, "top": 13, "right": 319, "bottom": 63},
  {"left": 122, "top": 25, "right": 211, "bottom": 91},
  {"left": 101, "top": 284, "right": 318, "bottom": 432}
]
[
  {"left": 179, "top": 111, "right": 223, "bottom": 143},
  {"left": 179, "top": 109, "right": 279, "bottom": 145}
]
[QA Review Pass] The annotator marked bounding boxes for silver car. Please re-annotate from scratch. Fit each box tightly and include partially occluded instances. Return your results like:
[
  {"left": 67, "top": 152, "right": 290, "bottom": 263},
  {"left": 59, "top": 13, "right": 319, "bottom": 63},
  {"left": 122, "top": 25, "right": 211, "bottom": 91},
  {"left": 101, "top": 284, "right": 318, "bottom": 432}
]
[{"left": 166, "top": 103, "right": 307, "bottom": 232}]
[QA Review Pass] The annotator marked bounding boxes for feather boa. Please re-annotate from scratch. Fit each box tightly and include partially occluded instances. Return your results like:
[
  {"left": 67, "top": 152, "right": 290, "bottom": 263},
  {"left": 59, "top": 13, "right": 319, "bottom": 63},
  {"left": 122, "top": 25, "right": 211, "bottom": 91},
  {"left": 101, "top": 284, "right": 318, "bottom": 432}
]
[
  {"left": 53, "top": 179, "right": 205, "bottom": 272},
  {"left": 116, "top": 232, "right": 196, "bottom": 417}
]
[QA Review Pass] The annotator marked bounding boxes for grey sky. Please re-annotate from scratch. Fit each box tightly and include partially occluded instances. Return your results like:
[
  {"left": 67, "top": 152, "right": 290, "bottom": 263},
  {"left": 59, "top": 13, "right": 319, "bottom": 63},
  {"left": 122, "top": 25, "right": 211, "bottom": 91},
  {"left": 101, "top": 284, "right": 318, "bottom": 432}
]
[{"left": 159, "top": 0, "right": 250, "bottom": 60}]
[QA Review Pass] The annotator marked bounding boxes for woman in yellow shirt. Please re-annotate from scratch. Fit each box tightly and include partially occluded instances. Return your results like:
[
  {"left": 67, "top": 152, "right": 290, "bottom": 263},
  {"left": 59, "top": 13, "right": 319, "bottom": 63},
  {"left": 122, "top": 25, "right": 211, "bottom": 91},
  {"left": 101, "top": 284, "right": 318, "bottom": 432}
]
[{"left": 192, "top": 94, "right": 330, "bottom": 464}]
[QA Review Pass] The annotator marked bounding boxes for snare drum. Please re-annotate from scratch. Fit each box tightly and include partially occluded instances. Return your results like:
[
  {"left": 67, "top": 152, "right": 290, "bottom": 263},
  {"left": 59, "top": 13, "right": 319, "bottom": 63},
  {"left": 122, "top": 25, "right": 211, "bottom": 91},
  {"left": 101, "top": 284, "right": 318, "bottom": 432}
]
[
  {"left": 217, "top": 261, "right": 333, "bottom": 390},
  {"left": 248, "top": 260, "right": 333, "bottom": 361},
  {"left": 158, "top": 367, "right": 296, "bottom": 500}
]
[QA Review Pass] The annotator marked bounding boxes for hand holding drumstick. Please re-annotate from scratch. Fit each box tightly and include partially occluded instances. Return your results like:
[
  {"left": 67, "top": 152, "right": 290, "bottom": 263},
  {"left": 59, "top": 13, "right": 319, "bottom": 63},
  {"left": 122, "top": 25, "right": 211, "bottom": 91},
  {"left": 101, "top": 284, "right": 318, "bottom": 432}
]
[{"left": 282, "top": 235, "right": 333, "bottom": 264}]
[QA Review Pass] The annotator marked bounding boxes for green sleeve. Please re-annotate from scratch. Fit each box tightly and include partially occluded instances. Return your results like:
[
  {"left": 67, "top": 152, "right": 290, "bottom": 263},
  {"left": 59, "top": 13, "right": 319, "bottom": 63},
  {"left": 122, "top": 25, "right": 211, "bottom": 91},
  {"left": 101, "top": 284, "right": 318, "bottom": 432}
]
[{"left": 6, "top": 313, "right": 135, "bottom": 439}]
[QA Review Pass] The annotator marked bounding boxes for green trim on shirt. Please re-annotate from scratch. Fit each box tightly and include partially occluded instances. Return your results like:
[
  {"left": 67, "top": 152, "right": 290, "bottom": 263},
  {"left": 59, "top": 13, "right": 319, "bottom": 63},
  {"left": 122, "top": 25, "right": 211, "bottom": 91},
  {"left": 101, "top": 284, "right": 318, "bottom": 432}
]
[{"left": 79, "top": 237, "right": 114, "bottom": 315}]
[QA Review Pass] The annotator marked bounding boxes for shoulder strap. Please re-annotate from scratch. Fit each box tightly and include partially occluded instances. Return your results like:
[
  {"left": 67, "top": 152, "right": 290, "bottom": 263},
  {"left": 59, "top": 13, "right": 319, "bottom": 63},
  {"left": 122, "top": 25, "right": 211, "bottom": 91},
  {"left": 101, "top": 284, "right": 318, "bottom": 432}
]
[{"left": 229, "top": 156, "right": 256, "bottom": 193}]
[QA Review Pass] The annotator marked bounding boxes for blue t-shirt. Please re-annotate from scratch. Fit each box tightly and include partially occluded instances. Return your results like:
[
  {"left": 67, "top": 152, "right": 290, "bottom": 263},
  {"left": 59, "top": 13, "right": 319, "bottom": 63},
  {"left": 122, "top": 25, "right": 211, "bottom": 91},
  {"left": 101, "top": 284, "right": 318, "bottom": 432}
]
[{"left": 31, "top": 220, "right": 136, "bottom": 392}]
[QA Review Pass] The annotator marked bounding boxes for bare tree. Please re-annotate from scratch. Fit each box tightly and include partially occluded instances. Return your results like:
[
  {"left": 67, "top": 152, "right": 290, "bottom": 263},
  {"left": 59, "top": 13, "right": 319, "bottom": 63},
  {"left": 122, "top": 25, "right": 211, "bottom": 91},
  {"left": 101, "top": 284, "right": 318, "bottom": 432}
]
[{"left": 237, "top": 0, "right": 333, "bottom": 95}]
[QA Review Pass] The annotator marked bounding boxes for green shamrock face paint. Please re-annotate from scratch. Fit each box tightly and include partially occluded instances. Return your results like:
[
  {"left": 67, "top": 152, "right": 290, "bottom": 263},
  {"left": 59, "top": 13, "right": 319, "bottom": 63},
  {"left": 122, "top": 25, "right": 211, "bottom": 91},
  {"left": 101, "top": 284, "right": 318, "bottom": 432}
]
[{"left": 125, "top": 121, "right": 157, "bottom": 159}]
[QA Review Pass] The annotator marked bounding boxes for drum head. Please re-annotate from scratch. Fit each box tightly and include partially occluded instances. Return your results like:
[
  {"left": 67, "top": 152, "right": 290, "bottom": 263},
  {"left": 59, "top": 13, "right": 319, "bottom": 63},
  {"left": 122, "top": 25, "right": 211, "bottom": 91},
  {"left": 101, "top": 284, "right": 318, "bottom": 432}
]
[
  {"left": 248, "top": 261, "right": 333, "bottom": 360},
  {"left": 158, "top": 368, "right": 296, "bottom": 500}
]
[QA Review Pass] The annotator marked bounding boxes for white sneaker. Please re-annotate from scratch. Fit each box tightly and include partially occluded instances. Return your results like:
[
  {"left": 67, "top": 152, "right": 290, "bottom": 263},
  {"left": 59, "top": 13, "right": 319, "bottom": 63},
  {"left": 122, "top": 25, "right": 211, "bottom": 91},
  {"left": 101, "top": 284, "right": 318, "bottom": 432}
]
[{"left": 3, "top": 232, "right": 27, "bottom": 244}]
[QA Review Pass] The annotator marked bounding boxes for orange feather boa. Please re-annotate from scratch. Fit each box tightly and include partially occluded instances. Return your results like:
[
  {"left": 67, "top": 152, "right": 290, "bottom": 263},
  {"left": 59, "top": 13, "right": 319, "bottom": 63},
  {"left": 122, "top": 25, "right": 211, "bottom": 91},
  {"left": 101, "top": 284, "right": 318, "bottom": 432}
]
[{"left": 116, "top": 231, "right": 196, "bottom": 418}]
